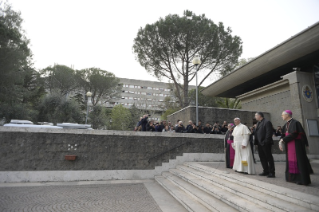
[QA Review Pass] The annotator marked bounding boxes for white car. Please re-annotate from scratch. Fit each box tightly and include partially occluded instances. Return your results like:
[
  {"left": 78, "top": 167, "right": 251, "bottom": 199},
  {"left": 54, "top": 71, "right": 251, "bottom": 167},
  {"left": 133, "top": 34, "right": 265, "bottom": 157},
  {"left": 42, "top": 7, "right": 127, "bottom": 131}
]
[{"left": 4, "top": 119, "right": 63, "bottom": 129}]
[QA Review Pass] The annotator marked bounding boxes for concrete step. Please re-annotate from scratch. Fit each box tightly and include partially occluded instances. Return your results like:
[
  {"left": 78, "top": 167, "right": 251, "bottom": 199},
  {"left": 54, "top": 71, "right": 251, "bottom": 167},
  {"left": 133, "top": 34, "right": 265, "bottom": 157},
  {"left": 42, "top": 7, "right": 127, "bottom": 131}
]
[
  {"left": 183, "top": 162, "right": 319, "bottom": 211},
  {"left": 176, "top": 165, "right": 310, "bottom": 212},
  {"left": 168, "top": 168, "right": 271, "bottom": 212},
  {"left": 154, "top": 175, "right": 210, "bottom": 212},
  {"left": 162, "top": 172, "right": 238, "bottom": 212}
]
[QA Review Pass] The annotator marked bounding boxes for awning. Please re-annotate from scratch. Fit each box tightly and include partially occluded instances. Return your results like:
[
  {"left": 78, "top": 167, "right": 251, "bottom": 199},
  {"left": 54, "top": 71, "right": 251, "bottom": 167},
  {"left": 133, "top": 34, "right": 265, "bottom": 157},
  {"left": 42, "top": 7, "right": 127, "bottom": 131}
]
[{"left": 201, "top": 21, "right": 319, "bottom": 98}]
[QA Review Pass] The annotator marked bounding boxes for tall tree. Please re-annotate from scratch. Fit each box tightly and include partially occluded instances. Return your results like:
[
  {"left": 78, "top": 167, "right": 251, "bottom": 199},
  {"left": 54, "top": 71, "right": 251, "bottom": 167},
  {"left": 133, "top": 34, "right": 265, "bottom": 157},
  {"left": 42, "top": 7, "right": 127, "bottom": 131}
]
[
  {"left": 110, "top": 105, "right": 132, "bottom": 131},
  {"left": 161, "top": 107, "right": 180, "bottom": 121},
  {"left": 37, "top": 94, "right": 83, "bottom": 125},
  {"left": 88, "top": 105, "right": 111, "bottom": 129},
  {"left": 216, "top": 98, "right": 241, "bottom": 109},
  {"left": 0, "top": 3, "right": 44, "bottom": 122},
  {"left": 76, "top": 68, "right": 121, "bottom": 106},
  {"left": 40, "top": 64, "right": 77, "bottom": 96},
  {"left": 188, "top": 87, "right": 218, "bottom": 107},
  {"left": 0, "top": 2, "right": 31, "bottom": 88},
  {"left": 129, "top": 103, "right": 141, "bottom": 129},
  {"left": 133, "top": 10, "right": 242, "bottom": 107}
]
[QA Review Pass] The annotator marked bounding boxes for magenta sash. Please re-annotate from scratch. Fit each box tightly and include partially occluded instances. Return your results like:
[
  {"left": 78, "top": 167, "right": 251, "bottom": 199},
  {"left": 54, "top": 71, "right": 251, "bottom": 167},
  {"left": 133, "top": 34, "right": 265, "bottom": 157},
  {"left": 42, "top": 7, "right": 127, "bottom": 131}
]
[
  {"left": 227, "top": 139, "right": 235, "bottom": 167},
  {"left": 286, "top": 132, "right": 300, "bottom": 174}
]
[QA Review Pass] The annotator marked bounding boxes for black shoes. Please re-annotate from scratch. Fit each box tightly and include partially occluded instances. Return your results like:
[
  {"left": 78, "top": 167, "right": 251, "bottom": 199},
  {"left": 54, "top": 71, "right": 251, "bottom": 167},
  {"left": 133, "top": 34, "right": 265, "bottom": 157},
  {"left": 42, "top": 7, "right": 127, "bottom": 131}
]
[
  {"left": 259, "top": 172, "right": 269, "bottom": 176},
  {"left": 267, "top": 173, "right": 276, "bottom": 178},
  {"left": 259, "top": 172, "right": 275, "bottom": 178},
  {"left": 295, "top": 182, "right": 310, "bottom": 186}
]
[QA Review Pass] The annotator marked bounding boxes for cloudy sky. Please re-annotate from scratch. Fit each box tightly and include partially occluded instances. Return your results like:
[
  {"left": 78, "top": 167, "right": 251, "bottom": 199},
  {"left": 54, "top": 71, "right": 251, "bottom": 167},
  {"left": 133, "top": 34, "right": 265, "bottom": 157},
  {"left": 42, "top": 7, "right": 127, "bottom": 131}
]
[{"left": 8, "top": 0, "right": 319, "bottom": 86}]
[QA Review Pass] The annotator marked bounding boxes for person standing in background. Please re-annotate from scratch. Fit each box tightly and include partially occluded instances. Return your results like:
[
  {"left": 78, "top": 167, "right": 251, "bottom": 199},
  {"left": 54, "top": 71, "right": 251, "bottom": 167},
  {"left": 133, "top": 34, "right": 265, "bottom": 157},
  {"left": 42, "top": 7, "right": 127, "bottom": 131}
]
[{"left": 197, "top": 121, "right": 203, "bottom": 134}]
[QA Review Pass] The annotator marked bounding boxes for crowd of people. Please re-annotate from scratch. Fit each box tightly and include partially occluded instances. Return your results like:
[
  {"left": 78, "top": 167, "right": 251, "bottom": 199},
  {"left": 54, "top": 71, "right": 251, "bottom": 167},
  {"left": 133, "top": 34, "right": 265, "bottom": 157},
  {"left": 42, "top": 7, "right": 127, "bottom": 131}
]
[
  {"left": 134, "top": 115, "right": 229, "bottom": 134},
  {"left": 134, "top": 114, "right": 286, "bottom": 138}
]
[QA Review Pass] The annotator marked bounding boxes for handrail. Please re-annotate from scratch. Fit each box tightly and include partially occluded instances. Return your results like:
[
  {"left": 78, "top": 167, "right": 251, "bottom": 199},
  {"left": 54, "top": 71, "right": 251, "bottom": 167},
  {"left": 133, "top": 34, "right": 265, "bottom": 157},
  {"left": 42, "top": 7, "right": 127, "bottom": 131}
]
[{"left": 148, "top": 141, "right": 191, "bottom": 163}]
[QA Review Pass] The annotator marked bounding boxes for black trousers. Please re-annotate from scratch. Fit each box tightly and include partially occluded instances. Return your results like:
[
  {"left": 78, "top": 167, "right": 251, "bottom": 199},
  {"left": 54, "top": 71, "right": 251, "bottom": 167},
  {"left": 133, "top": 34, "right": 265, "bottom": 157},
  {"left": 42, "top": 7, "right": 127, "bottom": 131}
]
[
  {"left": 250, "top": 140, "right": 256, "bottom": 162},
  {"left": 258, "top": 144, "right": 275, "bottom": 174}
]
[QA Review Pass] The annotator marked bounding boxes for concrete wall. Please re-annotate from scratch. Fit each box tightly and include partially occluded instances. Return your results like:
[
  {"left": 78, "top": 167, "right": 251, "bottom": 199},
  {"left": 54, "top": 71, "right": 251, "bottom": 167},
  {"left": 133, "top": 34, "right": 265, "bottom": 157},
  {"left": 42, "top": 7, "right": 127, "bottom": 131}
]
[
  {"left": 237, "top": 71, "right": 319, "bottom": 154},
  {"left": 283, "top": 71, "right": 319, "bottom": 155},
  {"left": 238, "top": 80, "right": 291, "bottom": 128},
  {"left": 0, "top": 127, "right": 230, "bottom": 171},
  {"left": 167, "top": 106, "right": 270, "bottom": 127}
]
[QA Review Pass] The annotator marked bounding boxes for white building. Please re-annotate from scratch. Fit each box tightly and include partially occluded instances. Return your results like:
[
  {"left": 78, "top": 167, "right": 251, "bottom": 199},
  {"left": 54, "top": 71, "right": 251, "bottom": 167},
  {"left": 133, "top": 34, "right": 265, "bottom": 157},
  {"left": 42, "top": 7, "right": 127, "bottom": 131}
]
[{"left": 104, "top": 78, "right": 195, "bottom": 120}]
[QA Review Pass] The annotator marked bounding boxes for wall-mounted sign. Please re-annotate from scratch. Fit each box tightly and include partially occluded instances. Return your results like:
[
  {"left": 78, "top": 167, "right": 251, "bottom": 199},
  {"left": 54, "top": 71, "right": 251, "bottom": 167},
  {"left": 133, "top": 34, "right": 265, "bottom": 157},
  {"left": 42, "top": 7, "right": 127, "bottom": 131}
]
[
  {"left": 302, "top": 84, "right": 313, "bottom": 102},
  {"left": 306, "top": 119, "right": 319, "bottom": 136}
]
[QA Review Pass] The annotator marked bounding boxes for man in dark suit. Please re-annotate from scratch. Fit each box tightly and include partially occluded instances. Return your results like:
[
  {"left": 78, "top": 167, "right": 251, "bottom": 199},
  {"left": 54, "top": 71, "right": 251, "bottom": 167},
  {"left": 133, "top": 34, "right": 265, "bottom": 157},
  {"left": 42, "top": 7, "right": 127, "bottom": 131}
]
[
  {"left": 186, "top": 120, "right": 194, "bottom": 133},
  {"left": 203, "top": 123, "right": 212, "bottom": 134},
  {"left": 197, "top": 121, "right": 203, "bottom": 134},
  {"left": 254, "top": 112, "right": 275, "bottom": 178}
]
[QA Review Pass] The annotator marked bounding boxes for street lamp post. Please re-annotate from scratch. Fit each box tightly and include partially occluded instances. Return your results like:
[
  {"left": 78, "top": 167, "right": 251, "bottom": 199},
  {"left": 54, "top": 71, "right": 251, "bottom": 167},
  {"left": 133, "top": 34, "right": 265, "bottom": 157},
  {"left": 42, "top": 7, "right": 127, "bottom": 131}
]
[
  {"left": 85, "top": 91, "right": 92, "bottom": 124},
  {"left": 192, "top": 56, "right": 201, "bottom": 126}
]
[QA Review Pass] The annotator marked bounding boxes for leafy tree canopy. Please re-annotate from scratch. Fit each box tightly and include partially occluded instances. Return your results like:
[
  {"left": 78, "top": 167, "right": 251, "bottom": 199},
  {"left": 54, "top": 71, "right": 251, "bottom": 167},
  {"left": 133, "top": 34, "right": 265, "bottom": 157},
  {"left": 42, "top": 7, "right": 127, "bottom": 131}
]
[
  {"left": 37, "top": 94, "right": 83, "bottom": 125},
  {"left": 133, "top": 10, "right": 242, "bottom": 107},
  {"left": 0, "top": 3, "right": 45, "bottom": 122},
  {"left": 89, "top": 105, "right": 111, "bottom": 129},
  {"left": 40, "top": 64, "right": 77, "bottom": 96},
  {"left": 189, "top": 86, "right": 218, "bottom": 107},
  {"left": 110, "top": 105, "right": 132, "bottom": 131},
  {"left": 76, "top": 68, "right": 121, "bottom": 106}
]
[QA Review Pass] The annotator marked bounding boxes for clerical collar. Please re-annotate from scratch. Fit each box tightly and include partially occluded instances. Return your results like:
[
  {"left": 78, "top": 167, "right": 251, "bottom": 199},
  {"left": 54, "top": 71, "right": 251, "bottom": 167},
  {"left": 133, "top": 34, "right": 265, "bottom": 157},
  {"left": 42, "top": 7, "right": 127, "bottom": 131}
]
[{"left": 287, "top": 118, "right": 293, "bottom": 123}]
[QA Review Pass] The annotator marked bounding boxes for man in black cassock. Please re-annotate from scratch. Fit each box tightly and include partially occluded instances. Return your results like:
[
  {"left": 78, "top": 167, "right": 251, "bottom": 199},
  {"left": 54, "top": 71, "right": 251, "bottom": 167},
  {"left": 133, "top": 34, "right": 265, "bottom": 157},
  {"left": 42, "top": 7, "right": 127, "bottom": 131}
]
[{"left": 279, "top": 110, "right": 313, "bottom": 185}]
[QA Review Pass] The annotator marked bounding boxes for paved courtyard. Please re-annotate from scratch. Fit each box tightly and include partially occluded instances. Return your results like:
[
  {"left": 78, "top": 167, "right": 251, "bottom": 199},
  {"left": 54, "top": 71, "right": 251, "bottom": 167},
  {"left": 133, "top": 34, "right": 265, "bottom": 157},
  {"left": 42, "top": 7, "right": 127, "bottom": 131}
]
[
  {"left": 0, "top": 183, "right": 163, "bottom": 212},
  {"left": 0, "top": 162, "right": 318, "bottom": 212}
]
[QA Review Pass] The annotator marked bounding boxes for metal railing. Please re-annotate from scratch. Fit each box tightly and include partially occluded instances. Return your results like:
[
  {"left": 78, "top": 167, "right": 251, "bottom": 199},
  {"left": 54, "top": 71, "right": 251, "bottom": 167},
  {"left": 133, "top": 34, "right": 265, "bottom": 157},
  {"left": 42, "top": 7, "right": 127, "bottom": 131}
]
[{"left": 148, "top": 141, "right": 192, "bottom": 163}]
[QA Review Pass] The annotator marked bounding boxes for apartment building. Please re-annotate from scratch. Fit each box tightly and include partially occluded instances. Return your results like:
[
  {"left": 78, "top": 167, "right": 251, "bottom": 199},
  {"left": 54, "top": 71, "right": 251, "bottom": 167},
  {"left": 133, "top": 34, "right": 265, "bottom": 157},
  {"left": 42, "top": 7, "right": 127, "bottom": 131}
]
[{"left": 105, "top": 78, "right": 195, "bottom": 120}]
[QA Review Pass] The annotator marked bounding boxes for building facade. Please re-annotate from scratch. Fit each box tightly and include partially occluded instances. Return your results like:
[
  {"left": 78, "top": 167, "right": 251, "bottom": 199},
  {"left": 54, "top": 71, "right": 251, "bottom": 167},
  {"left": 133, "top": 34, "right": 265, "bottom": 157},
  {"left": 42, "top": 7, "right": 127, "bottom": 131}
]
[
  {"left": 105, "top": 78, "right": 195, "bottom": 120},
  {"left": 202, "top": 21, "right": 319, "bottom": 154}
]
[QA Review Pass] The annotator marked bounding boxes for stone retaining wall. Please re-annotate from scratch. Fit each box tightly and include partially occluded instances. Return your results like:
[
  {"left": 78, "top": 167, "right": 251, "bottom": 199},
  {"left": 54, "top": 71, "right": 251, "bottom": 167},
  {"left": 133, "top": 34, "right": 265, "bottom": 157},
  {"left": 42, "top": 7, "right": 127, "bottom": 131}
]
[
  {"left": 167, "top": 106, "right": 270, "bottom": 127},
  {"left": 0, "top": 127, "right": 282, "bottom": 171}
]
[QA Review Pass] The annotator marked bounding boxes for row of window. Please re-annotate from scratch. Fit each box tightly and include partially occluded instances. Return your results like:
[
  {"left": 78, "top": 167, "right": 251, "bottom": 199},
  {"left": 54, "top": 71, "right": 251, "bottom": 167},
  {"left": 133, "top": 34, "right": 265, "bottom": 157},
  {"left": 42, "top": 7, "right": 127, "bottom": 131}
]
[
  {"left": 122, "top": 90, "right": 170, "bottom": 97},
  {"left": 121, "top": 96, "right": 169, "bottom": 101},
  {"left": 122, "top": 84, "right": 172, "bottom": 91},
  {"left": 108, "top": 102, "right": 161, "bottom": 108},
  {"left": 121, "top": 96, "right": 167, "bottom": 101}
]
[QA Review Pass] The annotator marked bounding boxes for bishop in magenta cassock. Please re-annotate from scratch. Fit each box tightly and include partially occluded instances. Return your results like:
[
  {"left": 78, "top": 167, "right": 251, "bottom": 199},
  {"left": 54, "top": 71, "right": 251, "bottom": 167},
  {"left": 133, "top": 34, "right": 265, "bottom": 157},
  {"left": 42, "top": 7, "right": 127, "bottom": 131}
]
[
  {"left": 224, "top": 123, "right": 235, "bottom": 168},
  {"left": 279, "top": 110, "right": 313, "bottom": 185}
]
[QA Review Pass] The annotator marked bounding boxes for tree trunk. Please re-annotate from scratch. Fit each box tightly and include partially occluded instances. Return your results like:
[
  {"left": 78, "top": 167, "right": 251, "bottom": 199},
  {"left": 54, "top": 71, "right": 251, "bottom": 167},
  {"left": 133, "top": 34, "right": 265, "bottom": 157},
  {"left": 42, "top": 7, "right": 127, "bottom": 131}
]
[{"left": 183, "top": 79, "right": 189, "bottom": 108}]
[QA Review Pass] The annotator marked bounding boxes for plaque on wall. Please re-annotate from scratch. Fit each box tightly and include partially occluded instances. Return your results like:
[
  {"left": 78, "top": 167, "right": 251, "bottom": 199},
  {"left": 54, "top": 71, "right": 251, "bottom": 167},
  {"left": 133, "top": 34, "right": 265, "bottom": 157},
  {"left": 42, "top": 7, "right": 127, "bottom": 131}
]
[
  {"left": 306, "top": 119, "right": 319, "bottom": 136},
  {"left": 302, "top": 84, "right": 313, "bottom": 102}
]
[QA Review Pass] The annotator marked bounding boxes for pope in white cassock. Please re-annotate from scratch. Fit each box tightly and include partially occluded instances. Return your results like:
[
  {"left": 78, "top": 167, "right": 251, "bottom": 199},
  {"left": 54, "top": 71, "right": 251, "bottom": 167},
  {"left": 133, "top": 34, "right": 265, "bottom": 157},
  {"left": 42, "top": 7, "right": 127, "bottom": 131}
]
[{"left": 232, "top": 118, "right": 256, "bottom": 174}]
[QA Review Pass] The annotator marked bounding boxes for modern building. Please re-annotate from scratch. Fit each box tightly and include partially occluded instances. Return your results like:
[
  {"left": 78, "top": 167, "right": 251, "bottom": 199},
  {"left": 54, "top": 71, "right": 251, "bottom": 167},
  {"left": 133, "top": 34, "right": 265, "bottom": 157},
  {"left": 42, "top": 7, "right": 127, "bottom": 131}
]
[
  {"left": 105, "top": 78, "right": 195, "bottom": 120},
  {"left": 202, "top": 21, "right": 319, "bottom": 154}
]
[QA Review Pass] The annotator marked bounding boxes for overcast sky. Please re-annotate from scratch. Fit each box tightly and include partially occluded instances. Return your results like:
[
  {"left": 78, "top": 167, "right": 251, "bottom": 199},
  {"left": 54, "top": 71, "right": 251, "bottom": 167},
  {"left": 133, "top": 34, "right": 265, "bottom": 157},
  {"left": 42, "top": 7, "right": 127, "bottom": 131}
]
[{"left": 8, "top": 0, "right": 319, "bottom": 86}]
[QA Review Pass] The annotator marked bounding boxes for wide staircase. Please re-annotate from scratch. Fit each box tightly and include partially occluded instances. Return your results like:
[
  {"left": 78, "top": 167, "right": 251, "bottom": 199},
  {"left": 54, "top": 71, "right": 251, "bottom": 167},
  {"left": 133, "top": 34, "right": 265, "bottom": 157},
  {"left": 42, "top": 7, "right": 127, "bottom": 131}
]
[{"left": 155, "top": 162, "right": 318, "bottom": 212}]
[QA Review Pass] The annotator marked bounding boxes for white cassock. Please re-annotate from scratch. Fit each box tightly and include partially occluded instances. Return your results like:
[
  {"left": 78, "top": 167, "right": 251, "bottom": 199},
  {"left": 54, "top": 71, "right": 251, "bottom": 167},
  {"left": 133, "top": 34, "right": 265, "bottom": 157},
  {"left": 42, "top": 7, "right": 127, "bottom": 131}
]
[{"left": 232, "top": 123, "right": 256, "bottom": 174}]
